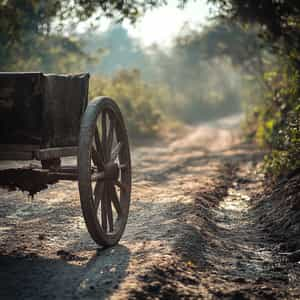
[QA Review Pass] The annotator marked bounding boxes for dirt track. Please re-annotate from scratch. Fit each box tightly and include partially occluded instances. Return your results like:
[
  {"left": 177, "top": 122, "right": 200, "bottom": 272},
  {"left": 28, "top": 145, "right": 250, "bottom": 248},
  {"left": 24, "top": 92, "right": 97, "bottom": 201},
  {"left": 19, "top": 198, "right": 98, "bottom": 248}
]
[{"left": 0, "top": 115, "right": 299, "bottom": 299}]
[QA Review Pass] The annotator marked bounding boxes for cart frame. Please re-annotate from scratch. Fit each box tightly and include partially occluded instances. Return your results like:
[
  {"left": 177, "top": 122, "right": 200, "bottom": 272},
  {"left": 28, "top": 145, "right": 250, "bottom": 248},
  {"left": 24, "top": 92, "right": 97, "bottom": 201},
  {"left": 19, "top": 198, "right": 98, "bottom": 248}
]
[{"left": 0, "top": 72, "right": 132, "bottom": 247}]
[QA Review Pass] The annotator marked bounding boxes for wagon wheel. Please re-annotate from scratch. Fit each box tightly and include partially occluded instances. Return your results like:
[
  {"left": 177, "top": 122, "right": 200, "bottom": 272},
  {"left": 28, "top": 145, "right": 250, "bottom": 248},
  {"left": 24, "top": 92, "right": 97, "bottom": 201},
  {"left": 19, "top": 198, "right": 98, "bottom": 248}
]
[{"left": 78, "top": 97, "right": 131, "bottom": 247}]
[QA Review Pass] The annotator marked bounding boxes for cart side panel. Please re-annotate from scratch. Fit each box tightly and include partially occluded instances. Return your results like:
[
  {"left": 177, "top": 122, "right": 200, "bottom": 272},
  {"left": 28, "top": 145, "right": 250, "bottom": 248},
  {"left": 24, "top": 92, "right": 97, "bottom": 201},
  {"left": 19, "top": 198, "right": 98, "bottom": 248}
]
[
  {"left": 0, "top": 72, "right": 43, "bottom": 145},
  {"left": 42, "top": 73, "right": 89, "bottom": 147}
]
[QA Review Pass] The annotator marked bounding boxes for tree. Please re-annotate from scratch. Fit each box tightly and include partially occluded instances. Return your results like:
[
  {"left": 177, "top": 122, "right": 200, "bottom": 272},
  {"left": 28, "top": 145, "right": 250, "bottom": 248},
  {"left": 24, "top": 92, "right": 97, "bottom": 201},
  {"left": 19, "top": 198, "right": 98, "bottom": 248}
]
[
  {"left": 175, "top": 21, "right": 273, "bottom": 89},
  {"left": 0, "top": 1, "right": 88, "bottom": 71},
  {"left": 207, "top": 0, "right": 300, "bottom": 177},
  {"left": 207, "top": 1, "right": 300, "bottom": 61},
  {"left": 0, "top": 0, "right": 163, "bottom": 44},
  {"left": 0, "top": 0, "right": 165, "bottom": 71}
]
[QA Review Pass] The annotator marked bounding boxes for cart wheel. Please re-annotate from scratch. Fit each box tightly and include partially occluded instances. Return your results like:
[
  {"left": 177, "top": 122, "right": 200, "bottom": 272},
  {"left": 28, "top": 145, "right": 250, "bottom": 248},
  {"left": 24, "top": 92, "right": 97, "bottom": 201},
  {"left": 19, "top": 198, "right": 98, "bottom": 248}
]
[{"left": 78, "top": 97, "right": 131, "bottom": 247}]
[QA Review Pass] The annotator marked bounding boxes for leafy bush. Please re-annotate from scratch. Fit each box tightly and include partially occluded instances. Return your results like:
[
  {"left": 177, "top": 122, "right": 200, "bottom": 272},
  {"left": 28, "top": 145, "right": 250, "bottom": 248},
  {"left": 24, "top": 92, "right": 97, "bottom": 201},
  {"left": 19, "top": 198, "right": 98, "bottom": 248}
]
[
  {"left": 89, "top": 69, "right": 166, "bottom": 139},
  {"left": 245, "top": 61, "right": 300, "bottom": 179}
]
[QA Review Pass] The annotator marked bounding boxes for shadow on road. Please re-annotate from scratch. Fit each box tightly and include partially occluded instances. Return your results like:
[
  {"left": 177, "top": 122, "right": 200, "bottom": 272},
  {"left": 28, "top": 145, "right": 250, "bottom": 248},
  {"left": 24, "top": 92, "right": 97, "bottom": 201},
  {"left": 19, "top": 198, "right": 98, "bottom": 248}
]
[{"left": 0, "top": 244, "right": 130, "bottom": 300}]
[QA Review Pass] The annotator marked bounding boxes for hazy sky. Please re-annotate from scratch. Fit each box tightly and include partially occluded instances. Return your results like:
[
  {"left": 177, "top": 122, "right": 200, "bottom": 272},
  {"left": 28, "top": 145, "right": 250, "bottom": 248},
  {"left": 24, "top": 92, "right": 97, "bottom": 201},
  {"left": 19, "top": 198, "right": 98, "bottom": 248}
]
[
  {"left": 77, "top": 0, "right": 214, "bottom": 49},
  {"left": 124, "top": 0, "right": 214, "bottom": 48}
]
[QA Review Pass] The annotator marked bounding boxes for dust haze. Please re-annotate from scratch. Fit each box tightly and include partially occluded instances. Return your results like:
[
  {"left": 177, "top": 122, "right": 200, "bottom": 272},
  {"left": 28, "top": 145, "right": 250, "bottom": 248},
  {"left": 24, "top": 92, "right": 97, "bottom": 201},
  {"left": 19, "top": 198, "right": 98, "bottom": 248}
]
[{"left": 82, "top": 21, "right": 263, "bottom": 126}]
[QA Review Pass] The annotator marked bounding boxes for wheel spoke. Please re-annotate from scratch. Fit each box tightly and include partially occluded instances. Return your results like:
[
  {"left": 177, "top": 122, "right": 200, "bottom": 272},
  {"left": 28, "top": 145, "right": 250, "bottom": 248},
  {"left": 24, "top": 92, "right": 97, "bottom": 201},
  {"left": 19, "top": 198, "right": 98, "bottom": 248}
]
[
  {"left": 107, "top": 116, "right": 115, "bottom": 160},
  {"left": 94, "top": 128, "right": 105, "bottom": 165},
  {"left": 119, "top": 163, "right": 128, "bottom": 170},
  {"left": 92, "top": 146, "right": 104, "bottom": 170},
  {"left": 101, "top": 184, "right": 108, "bottom": 232},
  {"left": 115, "top": 180, "right": 129, "bottom": 193},
  {"left": 110, "top": 183, "right": 122, "bottom": 216},
  {"left": 101, "top": 111, "right": 107, "bottom": 161},
  {"left": 107, "top": 189, "right": 114, "bottom": 232},
  {"left": 94, "top": 181, "right": 104, "bottom": 211},
  {"left": 111, "top": 142, "right": 122, "bottom": 161}
]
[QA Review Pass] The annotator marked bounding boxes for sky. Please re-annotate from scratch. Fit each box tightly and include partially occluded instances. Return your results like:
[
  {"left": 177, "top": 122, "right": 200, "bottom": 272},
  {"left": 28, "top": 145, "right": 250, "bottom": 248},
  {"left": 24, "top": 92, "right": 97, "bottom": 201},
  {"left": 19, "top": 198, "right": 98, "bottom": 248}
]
[
  {"left": 77, "top": 0, "right": 214, "bottom": 49},
  {"left": 124, "top": 0, "right": 214, "bottom": 48}
]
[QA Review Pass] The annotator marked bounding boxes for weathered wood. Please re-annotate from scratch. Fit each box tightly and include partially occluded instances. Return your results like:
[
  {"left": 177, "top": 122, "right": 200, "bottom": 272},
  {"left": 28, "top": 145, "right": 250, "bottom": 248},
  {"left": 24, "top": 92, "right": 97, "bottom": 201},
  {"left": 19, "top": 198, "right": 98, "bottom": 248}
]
[
  {"left": 0, "top": 144, "right": 38, "bottom": 160},
  {"left": 42, "top": 74, "right": 89, "bottom": 147},
  {"left": 0, "top": 72, "right": 43, "bottom": 145},
  {"left": 91, "top": 172, "right": 105, "bottom": 181},
  {"left": 0, "top": 151, "right": 34, "bottom": 160},
  {"left": 0, "top": 72, "right": 89, "bottom": 149},
  {"left": 47, "top": 172, "right": 78, "bottom": 181},
  {"left": 34, "top": 146, "right": 78, "bottom": 160},
  {"left": 57, "top": 166, "right": 79, "bottom": 173},
  {"left": 0, "top": 146, "right": 78, "bottom": 161},
  {"left": 0, "top": 144, "right": 40, "bottom": 152},
  {"left": 0, "top": 165, "right": 82, "bottom": 194},
  {"left": 78, "top": 97, "right": 131, "bottom": 246}
]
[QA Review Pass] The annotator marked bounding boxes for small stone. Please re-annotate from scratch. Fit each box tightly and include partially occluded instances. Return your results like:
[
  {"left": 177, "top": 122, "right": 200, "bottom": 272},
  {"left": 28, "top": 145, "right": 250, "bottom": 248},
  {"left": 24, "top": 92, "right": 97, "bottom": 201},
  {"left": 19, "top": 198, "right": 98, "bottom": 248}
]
[
  {"left": 38, "top": 234, "right": 45, "bottom": 240},
  {"left": 147, "top": 282, "right": 161, "bottom": 293},
  {"left": 232, "top": 277, "right": 246, "bottom": 283}
]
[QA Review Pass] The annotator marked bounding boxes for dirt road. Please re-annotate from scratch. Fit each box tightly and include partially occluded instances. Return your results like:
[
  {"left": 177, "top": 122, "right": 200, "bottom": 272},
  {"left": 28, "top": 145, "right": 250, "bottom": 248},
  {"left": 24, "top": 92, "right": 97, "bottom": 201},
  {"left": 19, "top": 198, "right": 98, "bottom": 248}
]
[{"left": 0, "top": 115, "right": 299, "bottom": 299}]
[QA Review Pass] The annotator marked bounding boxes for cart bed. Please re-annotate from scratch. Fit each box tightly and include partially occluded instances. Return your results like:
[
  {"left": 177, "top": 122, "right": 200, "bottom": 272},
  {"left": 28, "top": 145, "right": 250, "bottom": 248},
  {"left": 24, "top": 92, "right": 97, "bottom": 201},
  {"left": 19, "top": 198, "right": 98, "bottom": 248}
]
[{"left": 0, "top": 72, "right": 89, "bottom": 149}]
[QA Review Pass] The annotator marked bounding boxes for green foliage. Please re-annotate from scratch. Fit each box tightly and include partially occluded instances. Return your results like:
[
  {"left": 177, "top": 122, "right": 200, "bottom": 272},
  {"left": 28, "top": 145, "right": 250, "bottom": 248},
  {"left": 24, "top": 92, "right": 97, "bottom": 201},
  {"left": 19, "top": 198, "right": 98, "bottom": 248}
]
[
  {"left": 1, "top": 34, "right": 93, "bottom": 73},
  {"left": 0, "top": 0, "right": 162, "bottom": 46},
  {"left": 0, "top": 0, "right": 160, "bottom": 71},
  {"left": 0, "top": 2, "right": 96, "bottom": 73},
  {"left": 207, "top": 0, "right": 300, "bottom": 42},
  {"left": 89, "top": 69, "right": 166, "bottom": 139},
  {"left": 209, "top": 0, "right": 300, "bottom": 179},
  {"left": 146, "top": 22, "right": 257, "bottom": 123},
  {"left": 246, "top": 60, "right": 300, "bottom": 179}
]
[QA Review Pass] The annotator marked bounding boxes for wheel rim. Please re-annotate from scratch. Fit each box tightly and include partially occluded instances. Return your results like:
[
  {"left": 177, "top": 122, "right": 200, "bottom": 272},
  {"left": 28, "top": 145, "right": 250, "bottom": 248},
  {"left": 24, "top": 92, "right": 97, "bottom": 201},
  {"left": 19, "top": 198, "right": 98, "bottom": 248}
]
[{"left": 90, "top": 108, "right": 131, "bottom": 237}]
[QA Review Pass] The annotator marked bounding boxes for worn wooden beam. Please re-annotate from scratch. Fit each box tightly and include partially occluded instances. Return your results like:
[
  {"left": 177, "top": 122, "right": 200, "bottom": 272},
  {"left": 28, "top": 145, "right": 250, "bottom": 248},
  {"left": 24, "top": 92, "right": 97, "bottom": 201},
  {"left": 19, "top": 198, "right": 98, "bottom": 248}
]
[
  {"left": 0, "top": 144, "right": 40, "bottom": 152},
  {"left": 47, "top": 172, "right": 78, "bottom": 181},
  {"left": 34, "top": 146, "right": 78, "bottom": 160},
  {"left": 0, "top": 151, "right": 34, "bottom": 160}
]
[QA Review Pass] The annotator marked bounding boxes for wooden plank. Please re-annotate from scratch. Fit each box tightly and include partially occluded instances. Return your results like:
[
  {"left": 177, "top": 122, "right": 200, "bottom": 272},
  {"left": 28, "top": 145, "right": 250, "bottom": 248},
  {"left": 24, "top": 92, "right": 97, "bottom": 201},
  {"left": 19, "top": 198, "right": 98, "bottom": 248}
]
[
  {"left": 30, "top": 168, "right": 78, "bottom": 180},
  {"left": 42, "top": 73, "right": 89, "bottom": 147},
  {"left": 0, "top": 151, "right": 34, "bottom": 160},
  {"left": 0, "top": 144, "right": 40, "bottom": 152},
  {"left": 56, "top": 166, "right": 78, "bottom": 173},
  {"left": 0, "top": 72, "right": 89, "bottom": 148},
  {"left": 34, "top": 146, "right": 78, "bottom": 160},
  {"left": 0, "top": 72, "right": 42, "bottom": 77},
  {"left": 0, "top": 72, "right": 43, "bottom": 145},
  {"left": 47, "top": 172, "right": 78, "bottom": 181}
]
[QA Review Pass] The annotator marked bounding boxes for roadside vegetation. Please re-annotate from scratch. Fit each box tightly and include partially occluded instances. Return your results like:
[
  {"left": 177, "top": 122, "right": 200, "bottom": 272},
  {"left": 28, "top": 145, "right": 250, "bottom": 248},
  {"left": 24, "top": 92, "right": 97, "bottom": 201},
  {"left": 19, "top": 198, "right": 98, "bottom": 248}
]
[
  {"left": 209, "top": 1, "right": 300, "bottom": 180},
  {"left": 89, "top": 70, "right": 166, "bottom": 138},
  {"left": 245, "top": 60, "right": 300, "bottom": 180}
]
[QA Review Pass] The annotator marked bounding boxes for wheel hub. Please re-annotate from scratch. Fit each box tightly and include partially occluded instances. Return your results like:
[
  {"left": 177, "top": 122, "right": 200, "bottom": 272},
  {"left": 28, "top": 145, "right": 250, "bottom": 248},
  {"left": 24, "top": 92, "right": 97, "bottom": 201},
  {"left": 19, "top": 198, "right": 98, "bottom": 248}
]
[{"left": 104, "top": 162, "right": 119, "bottom": 181}]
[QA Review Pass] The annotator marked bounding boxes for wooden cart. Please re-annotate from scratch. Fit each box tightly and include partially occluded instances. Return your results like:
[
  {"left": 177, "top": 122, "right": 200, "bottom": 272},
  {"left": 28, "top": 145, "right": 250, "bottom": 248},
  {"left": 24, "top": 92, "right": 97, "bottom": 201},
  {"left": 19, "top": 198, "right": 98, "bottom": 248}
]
[{"left": 0, "top": 72, "right": 131, "bottom": 247}]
